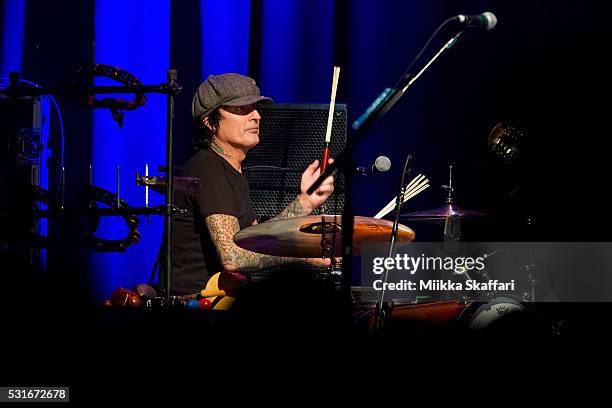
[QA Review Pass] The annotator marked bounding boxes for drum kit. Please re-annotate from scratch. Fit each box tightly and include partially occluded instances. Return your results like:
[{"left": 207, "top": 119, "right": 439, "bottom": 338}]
[
  {"left": 231, "top": 184, "right": 537, "bottom": 333},
  {"left": 234, "top": 124, "right": 535, "bottom": 331}
]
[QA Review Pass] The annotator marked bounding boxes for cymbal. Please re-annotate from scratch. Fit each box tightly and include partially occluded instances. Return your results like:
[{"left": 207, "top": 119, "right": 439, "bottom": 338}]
[
  {"left": 233, "top": 215, "right": 415, "bottom": 258},
  {"left": 400, "top": 204, "right": 486, "bottom": 221}
]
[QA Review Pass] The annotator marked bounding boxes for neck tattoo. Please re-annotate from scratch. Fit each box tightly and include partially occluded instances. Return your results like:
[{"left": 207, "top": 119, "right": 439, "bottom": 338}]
[{"left": 211, "top": 139, "right": 234, "bottom": 159}]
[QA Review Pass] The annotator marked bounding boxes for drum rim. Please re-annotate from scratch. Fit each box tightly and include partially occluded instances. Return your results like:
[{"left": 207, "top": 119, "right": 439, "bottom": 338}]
[{"left": 455, "top": 294, "right": 532, "bottom": 328}]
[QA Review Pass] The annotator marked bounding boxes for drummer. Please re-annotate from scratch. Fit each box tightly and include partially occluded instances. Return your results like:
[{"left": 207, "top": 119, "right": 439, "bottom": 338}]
[{"left": 171, "top": 73, "right": 335, "bottom": 296}]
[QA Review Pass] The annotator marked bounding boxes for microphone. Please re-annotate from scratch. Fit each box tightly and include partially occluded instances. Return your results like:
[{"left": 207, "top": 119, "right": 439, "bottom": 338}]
[
  {"left": 455, "top": 12, "right": 497, "bottom": 30},
  {"left": 356, "top": 155, "right": 392, "bottom": 176}
]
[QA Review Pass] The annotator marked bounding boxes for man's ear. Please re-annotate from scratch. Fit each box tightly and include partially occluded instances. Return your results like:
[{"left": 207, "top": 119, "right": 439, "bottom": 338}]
[{"left": 203, "top": 117, "right": 213, "bottom": 131}]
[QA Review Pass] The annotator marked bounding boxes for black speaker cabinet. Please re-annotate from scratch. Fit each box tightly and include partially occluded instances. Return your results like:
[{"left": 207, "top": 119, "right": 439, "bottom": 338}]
[{"left": 243, "top": 103, "right": 347, "bottom": 221}]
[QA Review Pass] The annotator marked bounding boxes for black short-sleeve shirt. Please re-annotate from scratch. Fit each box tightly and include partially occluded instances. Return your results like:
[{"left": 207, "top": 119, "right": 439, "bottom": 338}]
[{"left": 171, "top": 148, "right": 257, "bottom": 295}]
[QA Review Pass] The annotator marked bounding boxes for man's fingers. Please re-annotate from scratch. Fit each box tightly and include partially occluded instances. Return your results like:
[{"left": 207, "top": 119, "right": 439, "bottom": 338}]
[
  {"left": 315, "top": 184, "right": 334, "bottom": 195},
  {"left": 306, "top": 160, "right": 320, "bottom": 175}
]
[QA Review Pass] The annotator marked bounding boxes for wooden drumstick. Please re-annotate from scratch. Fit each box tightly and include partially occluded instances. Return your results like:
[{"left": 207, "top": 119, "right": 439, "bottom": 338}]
[
  {"left": 321, "top": 66, "right": 341, "bottom": 173},
  {"left": 374, "top": 175, "right": 430, "bottom": 219}
]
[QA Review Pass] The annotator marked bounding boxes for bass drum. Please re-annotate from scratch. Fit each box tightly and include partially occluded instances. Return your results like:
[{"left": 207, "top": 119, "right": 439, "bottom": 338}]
[{"left": 456, "top": 296, "right": 539, "bottom": 332}]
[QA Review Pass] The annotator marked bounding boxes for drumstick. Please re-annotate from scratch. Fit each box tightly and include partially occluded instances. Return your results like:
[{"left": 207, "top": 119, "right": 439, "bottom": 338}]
[
  {"left": 403, "top": 182, "right": 430, "bottom": 202},
  {"left": 404, "top": 178, "right": 429, "bottom": 199},
  {"left": 404, "top": 174, "right": 426, "bottom": 195},
  {"left": 377, "top": 174, "right": 424, "bottom": 214},
  {"left": 374, "top": 185, "right": 428, "bottom": 219},
  {"left": 321, "top": 66, "right": 340, "bottom": 173},
  {"left": 374, "top": 174, "right": 427, "bottom": 218},
  {"left": 374, "top": 178, "right": 430, "bottom": 219},
  {"left": 374, "top": 183, "right": 430, "bottom": 219}
]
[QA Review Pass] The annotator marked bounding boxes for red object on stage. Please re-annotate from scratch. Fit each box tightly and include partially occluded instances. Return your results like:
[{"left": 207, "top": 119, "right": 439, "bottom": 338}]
[{"left": 198, "top": 298, "right": 213, "bottom": 310}]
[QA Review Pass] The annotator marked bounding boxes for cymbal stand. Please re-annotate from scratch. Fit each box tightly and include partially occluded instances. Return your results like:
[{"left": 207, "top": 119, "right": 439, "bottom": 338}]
[
  {"left": 442, "top": 165, "right": 461, "bottom": 245},
  {"left": 320, "top": 214, "right": 342, "bottom": 288},
  {"left": 518, "top": 216, "right": 537, "bottom": 301}
]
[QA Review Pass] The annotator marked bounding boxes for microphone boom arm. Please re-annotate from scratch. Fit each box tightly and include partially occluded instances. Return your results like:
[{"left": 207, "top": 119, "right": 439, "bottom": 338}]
[{"left": 306, "top": 30, "right": 464, "bottom": 195}]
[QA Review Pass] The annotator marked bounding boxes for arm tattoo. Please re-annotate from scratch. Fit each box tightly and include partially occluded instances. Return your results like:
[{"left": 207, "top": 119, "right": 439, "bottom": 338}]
[
  {"left": 272, "top": 196, "right": 311, "bottom": 220},
  {"left": 206, "top": 214, "right": 295, "bottom": 272}
]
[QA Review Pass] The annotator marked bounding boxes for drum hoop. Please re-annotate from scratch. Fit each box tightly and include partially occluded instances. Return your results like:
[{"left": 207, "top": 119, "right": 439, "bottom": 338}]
[{"left": 456, "top": 294, "right": 531, "bottom": 328}]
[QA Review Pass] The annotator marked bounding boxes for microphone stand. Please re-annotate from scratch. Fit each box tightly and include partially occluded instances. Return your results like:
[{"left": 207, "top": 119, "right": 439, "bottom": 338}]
[
  {"left": 305, "top": 29, "right": 465, "bottom": 308},
  {"left": 162, "top": 69, "right": 178, "bottom": 303},
  {"left": 375, "top": 154, "right": 412, "bottom": 329},
  {"left": 306, "top": 30, "right": 464, "bottom": 195}
]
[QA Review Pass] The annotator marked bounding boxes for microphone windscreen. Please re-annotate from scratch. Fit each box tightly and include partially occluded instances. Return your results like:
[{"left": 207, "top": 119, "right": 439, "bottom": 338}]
[
  {"left": 482, "top": 12, "right": 497, "bottom": 30},
  {"left": 374, "top": 156, "right": 392, "bottom": 172}
]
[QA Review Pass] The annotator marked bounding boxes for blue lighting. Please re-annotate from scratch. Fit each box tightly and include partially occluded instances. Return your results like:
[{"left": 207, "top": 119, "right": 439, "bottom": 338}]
[
  {"left": 1, "top": 0, "right": 27, "bottom": 76},
  {"left": 258, "top": 0, "right": 334, "bottom": 102},
  {"left": 92, "top": 0, "right": 170, "bottom": 300},
  {"left": 200, "top": 0, "right": 251, "bottom": 78}
]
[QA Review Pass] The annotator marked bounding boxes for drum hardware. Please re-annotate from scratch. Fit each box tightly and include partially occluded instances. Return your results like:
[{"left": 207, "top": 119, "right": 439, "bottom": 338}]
[
  {"left": 135, "top": 174, "right": 202, "bottom": 196},
  {"left": 74, "top": 63, "right": 182, "bottom": 128},
  {"left": 77, "top": 66, "right": 181, "bottom": 298},
  {"left": 85, "top": 185, "right": 140, "bottom": 252},
  {"left": 319, "top": 214, "right": 341, "bottom": 288},
  {"left": 3, "top": 66, "right": 182, "bottom": 299},
  {"left": 401, "top": 165, "right": 487, "bottom": 223},
  {"left": 17, "top": 164, "right": 189, "bottom": 252},
  {"left": 518, "top": 215, "right": 538, "bottom": 302}
]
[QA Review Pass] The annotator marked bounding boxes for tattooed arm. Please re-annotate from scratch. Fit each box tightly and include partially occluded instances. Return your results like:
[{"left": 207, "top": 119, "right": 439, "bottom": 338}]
[
  {"left": 204, "top": 159, "right": 336, "bottom": 272},
  {"left": 272, "top": 159, "right": 336, "bottom": 220},
  {"left": 272, "top": 194, "right": 312, "bottom": 220},
  {"left": 206, "top": 213, "right": 295, "bottom": 272}
]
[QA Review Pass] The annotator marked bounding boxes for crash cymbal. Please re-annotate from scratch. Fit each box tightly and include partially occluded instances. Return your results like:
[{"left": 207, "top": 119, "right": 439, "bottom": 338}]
[
  {"left": 233, "top": 215, "right": 415, "bottom": 258},
  {"left": 400, "top": 204, "right": 486, "bottom": 221}
]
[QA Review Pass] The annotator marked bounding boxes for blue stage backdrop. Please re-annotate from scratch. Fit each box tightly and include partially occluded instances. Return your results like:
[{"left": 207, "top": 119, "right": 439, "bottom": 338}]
[
  {"left": 200, "top": 0, "right": 251, "bottom": 78},
  {"left": 257, "top": 0, "right": 334, "bottom": 103},
  {"left": 0, "top": 0, "right": 26, "bottom": 76},
  {"left": 91, "top": 0, "right": 170, "bottom": 300}
]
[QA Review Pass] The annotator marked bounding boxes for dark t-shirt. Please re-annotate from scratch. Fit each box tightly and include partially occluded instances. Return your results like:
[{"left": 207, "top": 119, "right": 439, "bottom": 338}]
[{"left": 171, "top": 148, "right": 257, "bottom": 295}]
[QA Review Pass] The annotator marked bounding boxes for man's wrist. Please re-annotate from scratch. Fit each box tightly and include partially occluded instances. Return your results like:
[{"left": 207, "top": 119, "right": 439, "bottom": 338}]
[{"left": 297, "top": 193, "right": 314, "bottom": 214}]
